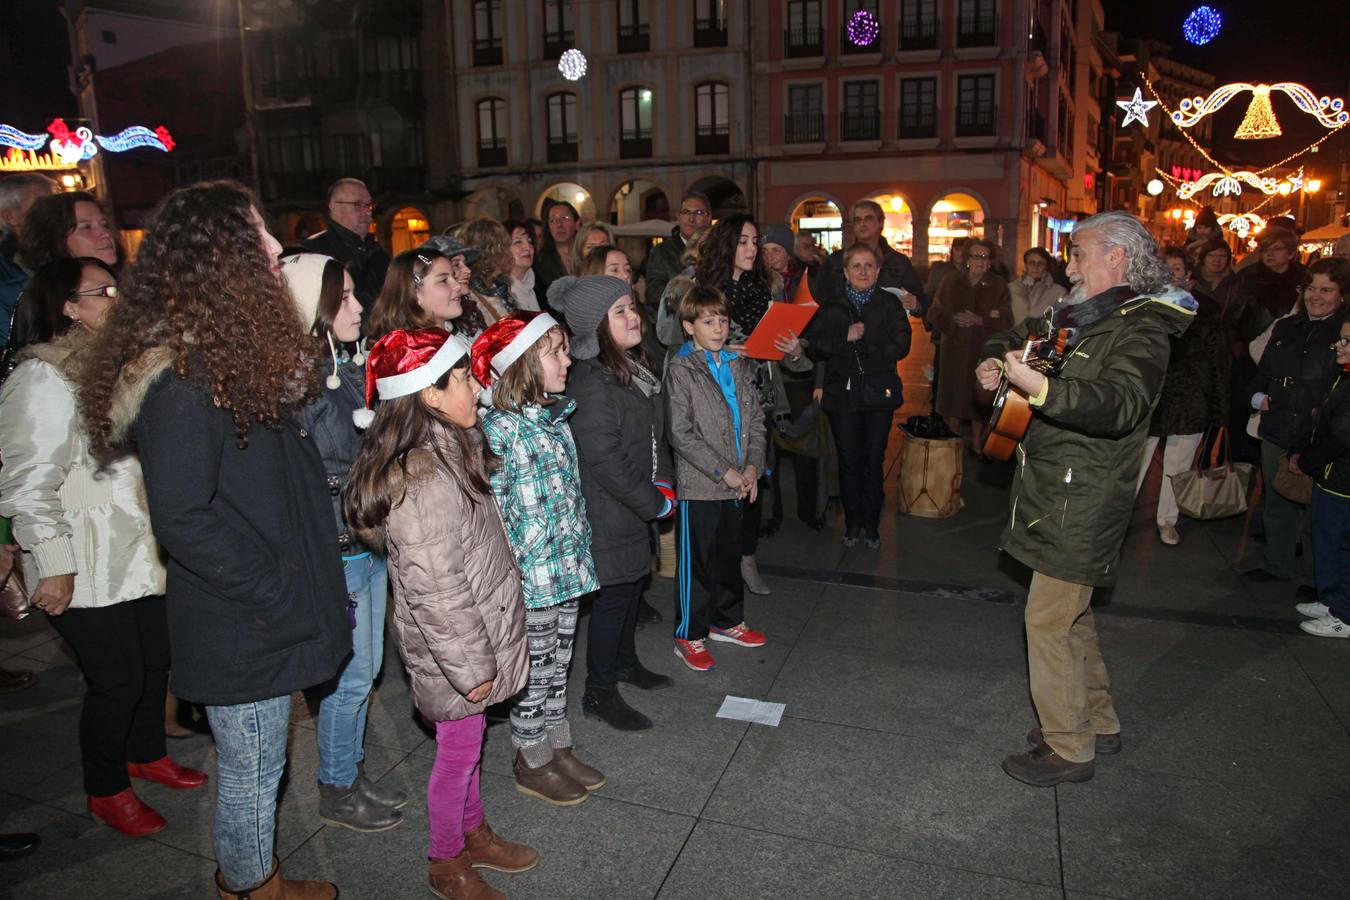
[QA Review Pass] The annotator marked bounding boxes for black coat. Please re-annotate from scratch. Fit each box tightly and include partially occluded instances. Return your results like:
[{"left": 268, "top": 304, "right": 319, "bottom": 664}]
[
  {"left": 296, "top": 357, "right": 368, "bottom": 556},
  {"left": 1297, "top": 373, "right": 1350, "bottom": 496},
  {"left": 805, "top": 286, "right": 912, "bottom": 414},
  {"left": 1150, "top": 287, "right": 1229, "bottom": 436},
  {"left": 1250, "top": 310, "right": 1347, "bottom": 450},
  {"left": 564, "top": 357, "right": 674, "bottom": 586},
  {"left": 132, "top": 371, "right": 351, "bottom": 706},
  {"left": 302, "top": 221, "right": 391, "bottom": 319},
  {"left": 1225, "top": 262, "right": 1305, "bottom": 347}
]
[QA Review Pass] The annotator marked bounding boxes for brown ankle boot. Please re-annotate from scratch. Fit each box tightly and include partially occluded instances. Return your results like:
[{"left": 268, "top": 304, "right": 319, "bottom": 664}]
[
  {"left": 428, "top": 851, "right": 504, "bottom": 900},
  {"left": 464, "top": 819, "right": 539, "bottom": 873},
  {"left": 512, "top": 750, "right": 587, "bottom": 806},
  {"left": 551, "top": 747, "right": 606, "bottom": 790},
  {"left": 214, "top": 856, "right": 336, "bottom": 899}
]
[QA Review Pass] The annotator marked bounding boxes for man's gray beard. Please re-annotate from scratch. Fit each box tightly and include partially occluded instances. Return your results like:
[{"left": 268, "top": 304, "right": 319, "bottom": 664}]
[{"left": 1065, "top": 282, "right": 1089, "bottom": 304}]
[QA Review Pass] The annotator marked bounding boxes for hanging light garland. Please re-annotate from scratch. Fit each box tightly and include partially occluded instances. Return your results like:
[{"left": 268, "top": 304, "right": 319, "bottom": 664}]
[
  {"left": 0, "top": 118, "right": 174, "bottom": 167},
  {"left": 558, "top": 48, "right": 587, "bottom": 81},
  {"left": 1171, "top": 82, "right": 1348, "bottom": 139},
  {"left": 1174, "top": 170, "right": 1279, "bottom": 200},
  {"left": 847, "top": 10, "right": 880, "bottom": 46}
]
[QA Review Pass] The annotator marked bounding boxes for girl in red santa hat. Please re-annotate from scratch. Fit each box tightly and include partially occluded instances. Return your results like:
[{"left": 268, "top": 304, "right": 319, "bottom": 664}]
[
  {"left": 343, "top": 327, "right": 535, "bottom": 899},
  {"left": 470, "top": 312, "right": 602, "bottom": 807}
]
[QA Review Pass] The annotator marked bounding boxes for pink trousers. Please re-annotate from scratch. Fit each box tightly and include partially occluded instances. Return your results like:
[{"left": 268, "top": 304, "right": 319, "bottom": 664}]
[{"left": 427, "top": 714, "right": 486, "bottom": 860}]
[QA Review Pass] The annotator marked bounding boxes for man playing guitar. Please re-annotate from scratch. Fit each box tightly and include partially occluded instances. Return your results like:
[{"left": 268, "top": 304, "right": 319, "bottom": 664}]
[{"left": 975, "top": 211, "right": 1197, "bottom": 787}]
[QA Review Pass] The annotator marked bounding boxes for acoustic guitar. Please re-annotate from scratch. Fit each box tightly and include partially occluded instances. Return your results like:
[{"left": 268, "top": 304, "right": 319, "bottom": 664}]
[{"left": 981, "top": 329, "right": 1071, "bottom": 461}]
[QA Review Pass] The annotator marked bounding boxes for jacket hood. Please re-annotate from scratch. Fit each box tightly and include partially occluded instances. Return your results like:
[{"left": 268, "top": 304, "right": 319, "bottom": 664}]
[
  {"left": 108, "top": 345, "right": 175, "bottom": 445},
  {"left": 18, "top": 327, "right": 94, "bottom": 377},
  {"left": 1126, "top": 284, "right": 1198, "bottom": 338}
]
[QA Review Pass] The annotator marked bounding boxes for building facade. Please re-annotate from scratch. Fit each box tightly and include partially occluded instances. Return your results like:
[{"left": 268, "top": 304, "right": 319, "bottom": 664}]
[{"left": 752, "top": 0, "right": 1105, "bottom": 269}]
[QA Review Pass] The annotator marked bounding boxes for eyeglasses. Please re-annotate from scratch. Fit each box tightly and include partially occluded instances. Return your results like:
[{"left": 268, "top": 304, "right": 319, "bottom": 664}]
[
  {"left": 333, "top": 200, "right": 375, "bottom": 212},
  {"left": 1334, "top": 336, "right": 1350, "bottom": 347},
  {"left": 679, "top": 208, "right": 710, "bottom": 218},
  {"left": 69, "top": 284, "right": 118, "bottom": 299},
  {"left": 548, "top": 215, "right": 576, "bottom": 226}
]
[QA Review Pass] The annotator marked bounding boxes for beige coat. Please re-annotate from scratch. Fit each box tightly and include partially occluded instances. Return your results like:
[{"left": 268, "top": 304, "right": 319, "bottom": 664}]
[
  {"left": 1009, "top": 273, "right": 1068, "bottom": 325},
  {"left": 382, "top": 429, "right": 528, "bottom": 722},
  {"left": 0, "top": 330, "right": 165, "bottom": 607}
]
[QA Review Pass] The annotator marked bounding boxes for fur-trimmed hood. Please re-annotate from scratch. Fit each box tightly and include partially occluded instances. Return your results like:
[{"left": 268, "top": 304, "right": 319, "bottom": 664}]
[{"left": 108, "top": 346, "right": 175, "bottom": 445}]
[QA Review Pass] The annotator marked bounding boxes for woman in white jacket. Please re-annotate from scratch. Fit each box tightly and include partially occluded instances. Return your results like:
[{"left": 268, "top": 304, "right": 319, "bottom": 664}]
[{"left": 0, "top": 257, "right": 205, "bottom": 837}]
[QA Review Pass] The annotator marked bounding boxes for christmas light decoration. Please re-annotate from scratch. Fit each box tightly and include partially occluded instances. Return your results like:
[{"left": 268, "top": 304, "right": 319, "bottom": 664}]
[
  {"left": 847, "top": 10, "right": 880, "bottom": 46},
  {"left": 1217, "top": 213, "right": 1265, "bottom": 238},
  {"left": 1234, "top": 85, "right": 1281, "bottom": 139},
  {"left": 1172, "top": 83, "right": 1348, "bottom": 135},
  {"left": 1182, "top": 6, "right": 1222, "bottom": 46},
  {"left": 0, "top": 118, "right": 174, "bottom": 164},
  {"left": 1174, "top": 170, "right": 1278, "bottom": 199},
  {"left": 558, "top": 49, "right": 587, "bottom": 81},
  {"left": 1116, "top": 88, "right": 1159, "bottom": 128},
  {"left": 1147, "top": 178, "right": 1165, "bottom": 196}
]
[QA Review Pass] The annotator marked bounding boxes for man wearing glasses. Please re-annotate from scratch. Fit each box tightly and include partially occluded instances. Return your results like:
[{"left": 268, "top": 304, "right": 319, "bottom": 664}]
[
  {"left": 303, "top": 178, "right": 391, "bottom": 323},
  {"left": 814, "top": 200, "right": 927, "bottom": 316},
  {"left": 646, "top": 190, "right": 712, "bottom": 330}
]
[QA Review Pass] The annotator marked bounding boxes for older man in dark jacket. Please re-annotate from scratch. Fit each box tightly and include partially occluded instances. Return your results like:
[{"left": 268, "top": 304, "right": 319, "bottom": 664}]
[
  {"left": 976, "top": 211, "right": 1197, "bottom": 786},
  {"left": 813, "top": 199, "right": 928, "bottom": 317},
  {"left": 302, "top": 178, "right": 390, "bottom": 321}
]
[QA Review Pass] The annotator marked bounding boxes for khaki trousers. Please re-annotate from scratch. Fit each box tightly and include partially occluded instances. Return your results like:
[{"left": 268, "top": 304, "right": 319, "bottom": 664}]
[{"left": 1025, "top": 571, "right": 1120, "bottom": 762}]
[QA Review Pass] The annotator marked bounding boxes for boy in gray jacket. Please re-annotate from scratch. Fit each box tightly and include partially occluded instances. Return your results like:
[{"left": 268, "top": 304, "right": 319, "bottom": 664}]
[{"left": 664, "top": 286, "right": 769, "bottom": 672}]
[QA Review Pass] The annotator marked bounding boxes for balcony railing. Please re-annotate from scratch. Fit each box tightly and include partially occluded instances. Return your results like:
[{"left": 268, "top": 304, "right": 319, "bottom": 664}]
[
  {"left": 840, "top": 110, "right": 881, "bottom": 141},
  {"left": 955, "top": 103, "right": 997, "bottom": 136},
  {"left": 693, "top": 16, "right": 728, "bottom": 47},
  {"left": 547, "top": 137, "right": 579, "bottom": 163},
  {"left": 956, "top": 11, "right": 998, "bottom": 47},
  {"left": 473, "top": 36, "right": 502, "bottom": 66},
  {"left": 839, "top": 23, "right": 879, "bottom": 55},
  {"left": 695, "top": 123, "right": 730, "bottom": 155},
  {"left": 543, "top": 29, "right": 573, "bottom": 60},
  {"left": 477, "top": 143, "right": 507, "bottom": 167},
  {"left": 898, "top": 16, "right": 939, "bottom": 50},
  {"left": 898, "top": 108, "right": 937, "bottom": 138},
  {"left": 619, "top": 131, "right": 652, "bottom": 158},
  {"left": 784, "top": 25, "right": 825, "bottom": 58},
  {"left": 617, "top": 21, "right": 650, "bottom": 53},
  {"left": 784, "top": 113, "right": 825, "bottom": 144}
]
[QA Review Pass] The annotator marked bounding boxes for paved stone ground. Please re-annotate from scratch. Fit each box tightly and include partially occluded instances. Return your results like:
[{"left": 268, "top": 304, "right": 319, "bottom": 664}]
[{"left": 3, "top": 360, "right": 1348, "bottom": 897}]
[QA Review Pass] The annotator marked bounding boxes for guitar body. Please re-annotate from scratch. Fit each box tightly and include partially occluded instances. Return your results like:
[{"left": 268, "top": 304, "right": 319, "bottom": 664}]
[{"left": 983, "top": 378, "right": 1033, "bottom": 461}]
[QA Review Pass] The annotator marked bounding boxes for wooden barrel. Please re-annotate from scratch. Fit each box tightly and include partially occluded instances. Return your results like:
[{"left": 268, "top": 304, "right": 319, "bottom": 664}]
[{"left": 896, "top": 432, "right": 964, "bottom": 518}]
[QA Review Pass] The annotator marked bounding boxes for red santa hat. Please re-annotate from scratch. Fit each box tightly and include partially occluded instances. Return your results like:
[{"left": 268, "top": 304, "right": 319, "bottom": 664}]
[
  {"left": 361, "top": 328, "right": 470, "bottom": 425},
  {"left": 469, "top": 312, "right": 560, "bottom": 394}
]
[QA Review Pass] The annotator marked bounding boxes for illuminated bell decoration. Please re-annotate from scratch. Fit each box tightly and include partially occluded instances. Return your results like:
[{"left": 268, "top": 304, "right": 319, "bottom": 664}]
[
  {"left": 1235, "top": 85, "right": 1281, "bottom": 140},
  {"left": 1182, "top": 6, "right": 1222, "bottom": 46},
  {"left": 1146, "top": 178, "right": 1165, "bottom": 196},
  {"left": 847, "top": 10, "right": 880, "bottom": 46},
  {"left": 558, "top": 49, "right": 587, "bottom": 81}
]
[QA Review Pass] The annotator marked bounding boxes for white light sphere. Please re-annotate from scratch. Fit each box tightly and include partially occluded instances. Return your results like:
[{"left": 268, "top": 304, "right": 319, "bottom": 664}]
[
  {"left": 1147, "top": 178, "right": 1165, "bottom": 196},
  {"left": 558, "top": 49, "right": 587, "bottom": 81}
]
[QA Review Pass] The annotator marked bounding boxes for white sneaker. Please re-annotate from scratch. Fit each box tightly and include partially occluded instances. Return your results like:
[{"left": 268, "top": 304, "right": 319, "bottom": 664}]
[
  {"left": 1158, "top": 524, "right": 1180, "bottom": 546},
  {"left": 740, "top": 555, "right": 771, "bottom": 596},
  {"left": 1296, "top": 600, "right": 1330, "bottom": 619},
  {"left": 1300, "top": 615, "right": 1350, "bottom": 638}
]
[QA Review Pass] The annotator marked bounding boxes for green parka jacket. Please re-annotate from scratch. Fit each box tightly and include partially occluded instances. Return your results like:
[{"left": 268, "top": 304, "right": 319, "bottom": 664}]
[{"left": 982, "top": 285, "right": 1196, "bottom": 586}]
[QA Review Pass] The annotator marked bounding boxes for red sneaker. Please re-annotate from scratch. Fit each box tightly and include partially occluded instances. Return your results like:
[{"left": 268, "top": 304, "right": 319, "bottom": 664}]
[
  {"left": 674, "top": 639, "right": 716, "bottom": 671},
  {"left": 708, "top": 622, "right": 767, "bottom": 647},
  {"left": 128, "top": 756, "right": 208, "bottom": 789},
  {"left": 88, "top": 788, "right": 166, "bottom": 837}
]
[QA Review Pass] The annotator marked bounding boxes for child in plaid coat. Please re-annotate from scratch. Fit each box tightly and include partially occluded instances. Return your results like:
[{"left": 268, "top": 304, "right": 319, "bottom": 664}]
[{"left": 471, "top": 312, "right": 604, "bottom": 806}]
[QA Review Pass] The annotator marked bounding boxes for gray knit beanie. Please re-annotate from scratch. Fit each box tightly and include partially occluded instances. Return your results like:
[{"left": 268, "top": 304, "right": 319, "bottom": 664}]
[
  {"left": 547, "top": 275, "right": 631, "bottom": 360},
  {"left": 761, "top": 223, "right": 794, "bottom": 254}
]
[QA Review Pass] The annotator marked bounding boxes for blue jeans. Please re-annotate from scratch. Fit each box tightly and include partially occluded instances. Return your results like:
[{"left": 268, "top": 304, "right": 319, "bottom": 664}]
[
  {"left": 317, "top": 553, "right": 388, "bottom": 787},
  {"left": 1311, "top": 486, "right": 1350, "bottom": 621},
  {"left": 206, "top": 695, "right": 292, "bottom": 891}
]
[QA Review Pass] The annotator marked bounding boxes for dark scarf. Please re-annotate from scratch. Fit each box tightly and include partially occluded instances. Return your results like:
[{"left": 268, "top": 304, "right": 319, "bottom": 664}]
[{"left": 725, "top": 275, "right": 772, "bottom": 332}]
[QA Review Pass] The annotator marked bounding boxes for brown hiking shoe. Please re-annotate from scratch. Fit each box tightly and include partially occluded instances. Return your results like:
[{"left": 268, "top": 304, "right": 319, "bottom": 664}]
[
  {"left": 428, "top": 852, "right": 503, "bottom": 900},
  {"left": 1002, "top": 742, "right": 1094, "bottom": 786},
  {"left": 464, "top": 819, "right": 539, "bottom": 873},
  {"left": 552, "top": 748, "right": 606, "bottom": 790},
  {"left": 214, "top": 857, "right": 336, "bottom": 900},
  {"left": 513, "top": 751, "right": 588, "bottom": 806},
  {"left": 1026, "top": 726, "right": 1122, "bottom": 756}
]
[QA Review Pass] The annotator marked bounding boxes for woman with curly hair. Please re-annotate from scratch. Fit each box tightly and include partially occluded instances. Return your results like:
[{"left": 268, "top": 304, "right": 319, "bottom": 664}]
[
  {"left": 77, "top": 180, "right": 349, "bottom": 900},
  {"left": 457, "top": 218, "right": 515, "bottom": 319}
]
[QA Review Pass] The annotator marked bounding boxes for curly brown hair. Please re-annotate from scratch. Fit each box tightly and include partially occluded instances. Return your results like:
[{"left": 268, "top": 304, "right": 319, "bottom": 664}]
[
  {"left": 78, "top": 180, "right": 315, "bottom": 459},
  {"left": 457, "top": 218, "right": 511, "bottom": 284}
]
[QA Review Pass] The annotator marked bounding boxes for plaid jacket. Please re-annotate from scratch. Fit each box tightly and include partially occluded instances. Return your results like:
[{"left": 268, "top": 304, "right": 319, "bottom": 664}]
[{"left": 483, "top": 400, "right": 599, "bottom": 609}]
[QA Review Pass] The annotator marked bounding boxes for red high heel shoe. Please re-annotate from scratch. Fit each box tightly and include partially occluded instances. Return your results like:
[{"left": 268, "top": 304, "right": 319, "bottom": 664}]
[
  {"left": 88, "top": 788, "right": 166, "bottom": 836},
  {"left": 127, "top": 756, "right": 208, "bottom": 789}
]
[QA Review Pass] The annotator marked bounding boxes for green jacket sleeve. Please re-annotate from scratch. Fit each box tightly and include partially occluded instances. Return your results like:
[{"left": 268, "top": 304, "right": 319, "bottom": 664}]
[{"left": 1035, "top": 313, "right": 1172, "bottom": 439}]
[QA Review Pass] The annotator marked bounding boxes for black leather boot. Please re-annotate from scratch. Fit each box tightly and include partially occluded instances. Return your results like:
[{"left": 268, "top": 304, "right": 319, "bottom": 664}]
[
  {"left": 582, "top": 689, "right": 652, "bottom": 731},
  {"left": 616, "top": 662, "right": 674, "bottom": 691}
]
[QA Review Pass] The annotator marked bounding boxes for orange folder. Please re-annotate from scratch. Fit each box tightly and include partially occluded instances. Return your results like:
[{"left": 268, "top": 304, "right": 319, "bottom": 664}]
[{"left": 743, "top": 300, "right": 818, "bottom": 360}]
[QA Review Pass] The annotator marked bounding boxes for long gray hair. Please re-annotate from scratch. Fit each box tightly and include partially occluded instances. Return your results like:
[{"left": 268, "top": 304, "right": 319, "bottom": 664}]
[{"left": 1073, "top": 210, "right": 1171, "bottom": 295}]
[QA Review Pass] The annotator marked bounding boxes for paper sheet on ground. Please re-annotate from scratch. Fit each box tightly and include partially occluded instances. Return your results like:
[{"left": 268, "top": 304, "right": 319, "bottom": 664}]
[{"left": 716, "top": 695, "right": 785, "bottom": 727}]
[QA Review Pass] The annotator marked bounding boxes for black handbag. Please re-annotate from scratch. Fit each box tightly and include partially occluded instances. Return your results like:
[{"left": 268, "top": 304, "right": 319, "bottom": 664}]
[{"left": 853, "top": 349, "right": 903, "bottom": 410}]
